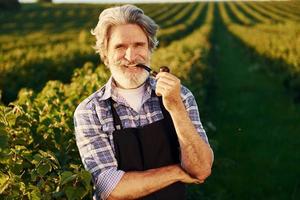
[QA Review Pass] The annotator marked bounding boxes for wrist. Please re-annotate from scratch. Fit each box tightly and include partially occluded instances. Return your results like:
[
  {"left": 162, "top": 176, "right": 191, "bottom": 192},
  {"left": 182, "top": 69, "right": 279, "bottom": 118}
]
[
  {"left": 170, "top": 164, "right": 186, "bottom": 182},
  {"left": 167, "top": 99, "right": 185, "bottom": 114}
]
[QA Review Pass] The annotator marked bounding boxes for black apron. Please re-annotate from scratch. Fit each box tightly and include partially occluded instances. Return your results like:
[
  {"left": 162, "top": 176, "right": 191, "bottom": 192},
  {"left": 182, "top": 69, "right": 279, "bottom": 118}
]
[{"left": 110, "top": 95, "right": 186, "bottom": 200}]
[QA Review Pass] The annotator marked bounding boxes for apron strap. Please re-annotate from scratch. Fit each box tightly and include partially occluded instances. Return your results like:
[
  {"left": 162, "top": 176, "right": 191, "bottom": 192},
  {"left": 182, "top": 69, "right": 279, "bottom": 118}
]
[
  {"left": 155, "top": 93, "right": 172, "bottom": 123},
  {"left": 109, "top": 98, "right": 123, "bottom": 130},
  {"left": 151, "top": 90, "right": 167, "bottom": 115}
]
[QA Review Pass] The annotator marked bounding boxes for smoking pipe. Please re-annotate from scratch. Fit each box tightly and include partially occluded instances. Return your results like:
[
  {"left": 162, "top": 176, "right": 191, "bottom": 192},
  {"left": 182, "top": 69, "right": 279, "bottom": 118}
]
[{"left": 135, "top": 63, "right": 170, "bottom": 77}]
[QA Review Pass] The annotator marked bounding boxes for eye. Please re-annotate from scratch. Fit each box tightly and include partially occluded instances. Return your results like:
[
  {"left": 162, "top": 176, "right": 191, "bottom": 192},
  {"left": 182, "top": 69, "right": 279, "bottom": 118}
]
[
  {"left": 115, "top": 44, "right": 125, "bottom": 50},
  {"left": 135, "top": 42, "right": 146, "bottom": 48}
]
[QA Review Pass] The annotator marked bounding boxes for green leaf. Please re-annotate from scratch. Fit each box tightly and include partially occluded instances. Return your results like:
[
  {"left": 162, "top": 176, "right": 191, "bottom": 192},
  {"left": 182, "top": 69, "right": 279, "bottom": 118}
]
[
  {"left": 30, "top": 171, "right": 38, "bottom": 182},
  {"left": 54, "top": 127, "right": 61, "bottom": 145},
  {"left": 14, "top": 145, "right": 27, "bottom": 152},
  {"left": 40, "top": 117, "right": 51, "bottom": 127},
  {"left": 22, "top": 149, "right": 33, "bottom": 162},
  {"left": 37, "top": 162, "right": 51, "bottom": 176},
  {"left": 0, "top": 151, "right": 11, "bottom": 164},
  {"left": 65, "top": 186, "right": 87, "bottom": 200},
  {"left": 69, "top": 164, "right": 80, "bottom": 171},
  {"left": 0, "top": 121, "right": 5, "bottom": 129},
  {"left": 38, "top": 150, "right": 60, "bottom": 168},
  {"left": 80, "top": 170, "right": 92, "bottom": 189},
  {"left": 5, "top": 110, "right": 17, "bottom": 127},
  {"left": 16, "top": 116, "right": 32, "bottom": 128},
  {"left": 0, "top": 128, "right": 9, "bottom": 150},
  {"left": 52, "top": 191, "right": 64, "bottom": 199},
  {"left": 19, "top": 182, "right": 26, "bottom": 193},
  {"left": 10, "top": 163, "right": 24, "bottom": 175},
  {"left": 61, "top": 171, "right": 76, "bottom": 186},
  {"left": 0, "top": 172, "right": 10, "bottom": 194},
  {"left": 28, "top": 185, "right": 41, "bottom": 200},
  {"left": 32, "top": 154, "right": 43, "bottom": 166}
]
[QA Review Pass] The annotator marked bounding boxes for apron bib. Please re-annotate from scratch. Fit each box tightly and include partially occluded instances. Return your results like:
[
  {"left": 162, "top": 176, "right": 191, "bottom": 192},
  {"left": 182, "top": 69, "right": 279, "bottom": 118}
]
[{"left": 110, "top": 96, "right": 186, "bottom": 200}]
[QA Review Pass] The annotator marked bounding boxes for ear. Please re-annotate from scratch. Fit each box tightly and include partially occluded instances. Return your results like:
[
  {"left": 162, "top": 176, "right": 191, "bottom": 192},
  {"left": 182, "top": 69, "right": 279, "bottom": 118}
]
[
  {"left": 102, "top": 55, "right": 108, "bottom": 66},
  {"left": 104, "top": 59, "right": 108, "bottom": 66}
]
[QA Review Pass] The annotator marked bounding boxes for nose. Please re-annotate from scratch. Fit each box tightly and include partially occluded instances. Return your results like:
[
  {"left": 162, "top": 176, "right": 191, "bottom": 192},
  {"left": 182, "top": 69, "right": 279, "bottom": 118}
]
[{"left": 124, "top": 47, "right": 136, "bottom": 62}]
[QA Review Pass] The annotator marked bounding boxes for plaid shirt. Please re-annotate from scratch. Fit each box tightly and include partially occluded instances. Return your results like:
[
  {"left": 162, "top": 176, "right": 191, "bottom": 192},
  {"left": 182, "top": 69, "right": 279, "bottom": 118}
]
[{"left": 74, "top": 76, "right": 209, "bottom": 200}]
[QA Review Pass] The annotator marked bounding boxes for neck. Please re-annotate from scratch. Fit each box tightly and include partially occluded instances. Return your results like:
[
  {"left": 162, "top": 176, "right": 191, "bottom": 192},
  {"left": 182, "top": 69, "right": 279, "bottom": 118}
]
[{"left": 113, "top": 79, "right": 145, "bottom": 90}]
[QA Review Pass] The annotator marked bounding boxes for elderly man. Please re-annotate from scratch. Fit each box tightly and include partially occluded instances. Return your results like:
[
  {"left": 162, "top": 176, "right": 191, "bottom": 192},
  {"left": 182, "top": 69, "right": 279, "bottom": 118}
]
[{"left": 74, "top": 4, "right": 213, "bottom": 200}]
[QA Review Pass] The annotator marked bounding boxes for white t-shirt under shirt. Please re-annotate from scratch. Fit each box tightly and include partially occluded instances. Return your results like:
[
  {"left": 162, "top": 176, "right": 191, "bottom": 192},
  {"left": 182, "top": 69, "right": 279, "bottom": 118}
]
[{"left": 115, "top": 83, "right": 145, "bottom": 112}]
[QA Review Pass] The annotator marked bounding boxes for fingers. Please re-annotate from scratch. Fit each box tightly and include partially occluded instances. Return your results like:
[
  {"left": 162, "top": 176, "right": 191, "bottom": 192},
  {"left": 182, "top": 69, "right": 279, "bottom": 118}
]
[
  {"left": 155, "top": 81, "right": 173, "bottom": 97},
  {"left": 155, "top": 72, "right": 179, "bottom": 83},
  {"left": 156, "top": 78, "right": 174, "bottom": 88},
  {"left": 181, "top": 172, "right": 205, "bottom": 184},
  {"left": 188, "top": 175, "right": 205, "bottom": 184},
  {"left": 177, "top": 165, "right": 205, "bottom": 185},
  {"left": 184, "top": 177, "right": 204, "bottom": 184},
  {"left": 155, "top": 71, "right": 182, "bottom": 111},
  {"left": 155, "top": 84, "right": 164, "bottom": 96},
  {"left": 155, "top": 72, "right": 180, "bottom": 95},
  {"left": 194, "top": 179, "right": 204, "bottom": 184}
]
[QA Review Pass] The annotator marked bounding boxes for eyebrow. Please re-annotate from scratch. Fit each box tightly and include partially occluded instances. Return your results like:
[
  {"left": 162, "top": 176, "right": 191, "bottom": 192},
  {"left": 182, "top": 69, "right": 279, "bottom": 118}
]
[
  {"left": 135, "top": 42, "right": 147, "bottom": 46},
  {"left": 114, "top": 43, "right": 125, "bottom": 48},
  {"left": 114, "top": 41, "right": 147, "bottom": 48}
]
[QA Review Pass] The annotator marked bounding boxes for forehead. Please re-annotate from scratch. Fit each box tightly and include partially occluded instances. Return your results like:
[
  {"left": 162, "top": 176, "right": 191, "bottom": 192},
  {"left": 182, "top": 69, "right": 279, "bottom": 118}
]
[{"left": 108, "top": 24, "right": 148, "bottom": 46}]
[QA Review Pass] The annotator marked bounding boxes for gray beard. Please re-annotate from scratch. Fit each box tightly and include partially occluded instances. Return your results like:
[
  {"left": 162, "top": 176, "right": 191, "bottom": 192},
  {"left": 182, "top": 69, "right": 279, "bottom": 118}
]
[{"left": 110, "top": 65, "right": 149, "bottom": 89}]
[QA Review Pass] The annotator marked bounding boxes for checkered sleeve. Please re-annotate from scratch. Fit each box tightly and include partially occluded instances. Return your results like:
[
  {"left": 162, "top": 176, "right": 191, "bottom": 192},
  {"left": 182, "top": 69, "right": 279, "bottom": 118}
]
[
  {"left": 180, "top": 86, "right": 210, "bottom": 145},
  {"left": 74, "top": 102, "right": 125, "bottom": 200}
]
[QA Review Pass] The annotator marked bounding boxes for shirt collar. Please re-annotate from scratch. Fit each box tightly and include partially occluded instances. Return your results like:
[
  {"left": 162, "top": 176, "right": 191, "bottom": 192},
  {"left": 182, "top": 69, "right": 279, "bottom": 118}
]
[{"left": 97, "top": 75, "right": 157, "bottom": 103}]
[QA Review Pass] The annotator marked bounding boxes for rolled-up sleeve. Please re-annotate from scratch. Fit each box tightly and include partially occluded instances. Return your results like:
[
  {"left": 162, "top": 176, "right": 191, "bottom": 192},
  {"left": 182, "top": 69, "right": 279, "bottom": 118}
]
[
  {"left": 180, "top": 86, "right": 210, "bottom": 145},
  {"left": 74, "top": 102, "right": 125, "bottom": 200}
]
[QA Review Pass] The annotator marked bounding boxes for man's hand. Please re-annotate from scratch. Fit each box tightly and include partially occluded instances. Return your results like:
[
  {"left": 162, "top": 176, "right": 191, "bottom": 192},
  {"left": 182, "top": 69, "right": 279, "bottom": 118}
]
[
  {"left": 176, "top": 164, "right": 204, "bottom": 184},
  {"left": 155, "top": 72, "right": 183, "bottom": 112},
  {"left": 107, "top": 164, "right": 203, "bottom": 200}
]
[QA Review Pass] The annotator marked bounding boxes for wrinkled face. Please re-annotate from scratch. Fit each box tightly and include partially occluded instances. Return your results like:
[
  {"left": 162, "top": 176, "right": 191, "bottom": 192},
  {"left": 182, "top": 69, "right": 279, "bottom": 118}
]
[{"left": 106, "top": 24, "right": 151, "bottom": 89}]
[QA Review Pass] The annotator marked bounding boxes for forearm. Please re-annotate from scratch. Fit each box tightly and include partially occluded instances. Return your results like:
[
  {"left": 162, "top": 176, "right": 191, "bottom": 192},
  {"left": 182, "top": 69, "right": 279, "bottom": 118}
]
[
  {"left": 170, "top": 102, "right": 213, "bottom": 180},
  {"left": 107, "top": 164, "right": 183, "bottom": 200},
  {"left": 154, "top": 72, "right": 213, "bottom": 180}
]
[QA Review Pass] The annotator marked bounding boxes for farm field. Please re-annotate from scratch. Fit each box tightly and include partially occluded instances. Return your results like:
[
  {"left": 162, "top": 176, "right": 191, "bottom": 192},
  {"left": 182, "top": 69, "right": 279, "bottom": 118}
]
[{"left": 0, "top": 1, "right": 300, "bottom": 199}]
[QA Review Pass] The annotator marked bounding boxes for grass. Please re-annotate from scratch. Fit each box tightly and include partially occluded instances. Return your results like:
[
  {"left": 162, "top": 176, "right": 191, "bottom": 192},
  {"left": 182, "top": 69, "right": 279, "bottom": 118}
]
[{"left": 198, "top": 7, "right": 300, "bottom": 200}]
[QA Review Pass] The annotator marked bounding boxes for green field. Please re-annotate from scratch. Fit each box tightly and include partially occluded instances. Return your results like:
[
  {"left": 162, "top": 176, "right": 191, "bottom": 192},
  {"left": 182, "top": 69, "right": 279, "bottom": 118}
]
[{"left": 1, "top": 1, "right": 300, "bottom": 199}]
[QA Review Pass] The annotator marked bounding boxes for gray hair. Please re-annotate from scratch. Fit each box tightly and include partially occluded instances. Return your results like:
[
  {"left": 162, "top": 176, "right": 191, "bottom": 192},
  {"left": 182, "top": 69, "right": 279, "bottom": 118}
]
[{"left": 91, "top": 4, "right": 159, "bottom": 64}]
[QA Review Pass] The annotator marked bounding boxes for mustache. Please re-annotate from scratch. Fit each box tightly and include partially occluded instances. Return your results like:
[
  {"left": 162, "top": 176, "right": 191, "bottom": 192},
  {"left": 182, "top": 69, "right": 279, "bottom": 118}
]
[{"left": 114, "top": 60, "right": 145, "bottom": 67}]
